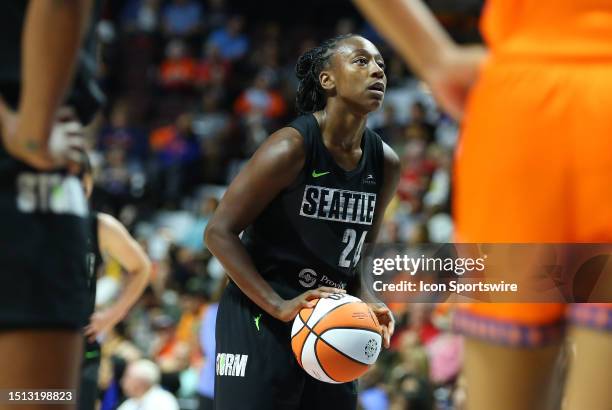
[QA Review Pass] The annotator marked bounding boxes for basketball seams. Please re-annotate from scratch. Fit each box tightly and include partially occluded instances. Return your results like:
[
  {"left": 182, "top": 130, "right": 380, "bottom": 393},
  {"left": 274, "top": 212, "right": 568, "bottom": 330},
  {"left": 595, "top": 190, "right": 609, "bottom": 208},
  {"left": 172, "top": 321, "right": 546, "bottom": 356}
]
[
  {"left": 312, "top": 302, "right": 381, "bottom": 335},
  {"left": 291, "top": 297, "right": 380, "bottom": 383},
  {"left": 302, "top": 320, "right": 379, "bottom": 367},
  {"left": 317, "top": 328, "right": 381, "bottom": 366},
  {"left": 306, "top": 300, "right": 356, "bottom": 330},
  {"left": 291, "top": 312, "right": 307, "bottom": 340},
  {"left": 313, "top": 336, "right": 340, "bottom": 383},
  {"left": 319, "top": 326, "right": 381, "bottom": 336}
]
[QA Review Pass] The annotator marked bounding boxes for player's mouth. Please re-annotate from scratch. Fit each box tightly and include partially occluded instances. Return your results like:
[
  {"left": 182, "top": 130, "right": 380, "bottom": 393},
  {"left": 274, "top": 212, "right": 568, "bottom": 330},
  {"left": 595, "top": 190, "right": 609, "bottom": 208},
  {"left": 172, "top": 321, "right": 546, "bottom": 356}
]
[{"left": 367, "top": 82, "right": 385, "bottom": 98}]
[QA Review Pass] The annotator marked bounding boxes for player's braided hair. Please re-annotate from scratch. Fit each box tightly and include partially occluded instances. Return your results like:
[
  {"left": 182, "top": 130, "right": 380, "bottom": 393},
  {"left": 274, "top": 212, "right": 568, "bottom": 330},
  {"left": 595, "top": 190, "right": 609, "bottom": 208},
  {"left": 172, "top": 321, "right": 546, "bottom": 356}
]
[{"left": 295, "top": 34, "right": 355, "bottom": 114}]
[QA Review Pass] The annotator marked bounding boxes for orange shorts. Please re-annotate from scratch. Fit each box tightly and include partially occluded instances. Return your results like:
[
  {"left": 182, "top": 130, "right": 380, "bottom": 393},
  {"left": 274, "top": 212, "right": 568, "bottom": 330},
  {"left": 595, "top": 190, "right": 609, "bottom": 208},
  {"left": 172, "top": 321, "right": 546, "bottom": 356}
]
[{"left": 453, "top": 57, "right": 612, "bottom": 343}]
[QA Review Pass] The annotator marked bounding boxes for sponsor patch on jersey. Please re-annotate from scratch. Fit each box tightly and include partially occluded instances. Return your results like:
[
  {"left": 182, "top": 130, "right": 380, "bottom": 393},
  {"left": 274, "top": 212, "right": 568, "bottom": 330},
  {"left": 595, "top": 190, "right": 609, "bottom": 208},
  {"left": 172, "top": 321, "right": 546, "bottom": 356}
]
[
  {"left": 216, "top": 353, "right": 249, "bottom": 377},
  {"left": 298, "top": 268, "right": 318, "bottom": 288},
  {"left": 299, "top": 185, "right": 376, "bottom": 225},
  {"left": 297, "top": 268, "right": 348, "bottom": 289}
]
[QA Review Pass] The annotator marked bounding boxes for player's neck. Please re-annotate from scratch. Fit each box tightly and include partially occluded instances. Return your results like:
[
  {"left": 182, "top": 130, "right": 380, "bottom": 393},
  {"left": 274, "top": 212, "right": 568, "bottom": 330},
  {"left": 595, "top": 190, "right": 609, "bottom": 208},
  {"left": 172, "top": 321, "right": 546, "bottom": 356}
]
[{"left": 317, "top": 103, "right": 367, "bottom": 152}]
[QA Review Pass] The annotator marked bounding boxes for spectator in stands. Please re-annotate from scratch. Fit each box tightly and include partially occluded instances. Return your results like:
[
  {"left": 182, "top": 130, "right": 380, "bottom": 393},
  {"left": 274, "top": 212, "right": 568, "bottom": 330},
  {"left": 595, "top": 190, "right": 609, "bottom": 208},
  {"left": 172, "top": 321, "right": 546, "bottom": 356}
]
[
  {"left": 159, "top": 40, "right": 197, "bottom": 91},
  {"left": 408, "top": 101, "right": 436, "bottom": 144},
  {"left": 149, "top": 113, "right": 201, "bottom": 204},
  {"left": 180, "top": 197, "right": 219, "bottom": 251},
  {"left": 206, "top": 16, "right": 249, "bottom": 61},
  {"left": 98, "top": 101, "right": 148, "bottom": 161},
  {"left": 204, "top": 0, "right": 228, "bottom": 32},
  {"left": 195, "top": 43, "right": 231, "bottom": 90},
  {"left": 373, "top": 104, "right": 403, "bottom": 146},
  {"left": 118, "top": 359, "right": 179, "bottom": 410},
  {"left": 161, "top": 0, "right": 203, "bottom": 38},
  {"left": 149, "top": 314, "right": 189, "bottom": 395},
  {"left": 97, "top": 146, "right": 136, "bottom": 215},
  {"left": 120, "top": 0, "right": 160, "bottom": 33},
  {"left": 233, "top": 70, "right": 286, "bottom": 120}
]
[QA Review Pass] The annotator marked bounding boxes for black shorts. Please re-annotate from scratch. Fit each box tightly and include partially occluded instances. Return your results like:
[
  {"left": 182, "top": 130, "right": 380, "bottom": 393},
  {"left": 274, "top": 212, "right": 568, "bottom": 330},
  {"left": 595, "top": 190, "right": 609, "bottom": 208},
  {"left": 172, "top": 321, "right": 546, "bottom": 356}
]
[
  {"left": 214, "top": 282, "right": 357, "bottom": 410},
  {"left": 0, "top": 154, "right": 89, "bottom": 330},
  {"left": 77, "top": 353, "right": 101, "bottom": 410}
]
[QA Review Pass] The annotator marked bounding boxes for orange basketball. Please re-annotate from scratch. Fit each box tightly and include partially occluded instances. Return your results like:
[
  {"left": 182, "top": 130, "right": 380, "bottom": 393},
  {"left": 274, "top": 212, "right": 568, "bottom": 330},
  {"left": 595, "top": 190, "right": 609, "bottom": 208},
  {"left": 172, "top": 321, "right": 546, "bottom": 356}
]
[{"left": 290, "top": 293, "right": 382, "bottom": 383}]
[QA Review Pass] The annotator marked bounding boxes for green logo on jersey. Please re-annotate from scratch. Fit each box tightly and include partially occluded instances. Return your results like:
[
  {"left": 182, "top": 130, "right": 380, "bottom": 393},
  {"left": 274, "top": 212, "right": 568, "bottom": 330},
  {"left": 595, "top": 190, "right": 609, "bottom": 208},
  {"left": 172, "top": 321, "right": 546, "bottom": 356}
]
[
  {"left": 254, "top": 314, "right": 262, "bottom": 331},
  {"left": 312, "top": 170, "right": 330, "bottom": 178},
  {"left": 85, "top": 350, "right": 100, "bottom": 359}
]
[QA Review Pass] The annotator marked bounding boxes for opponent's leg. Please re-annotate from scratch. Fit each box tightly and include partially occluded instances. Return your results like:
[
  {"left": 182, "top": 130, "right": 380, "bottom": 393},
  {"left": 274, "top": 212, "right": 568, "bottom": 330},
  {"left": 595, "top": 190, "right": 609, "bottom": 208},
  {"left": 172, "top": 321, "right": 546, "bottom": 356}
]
[
  {"left": 562, "top": 305, "right": 612, "bottom": 410},
  {"left": 463, "top": 337, "right": 561, "bottom": 410}
]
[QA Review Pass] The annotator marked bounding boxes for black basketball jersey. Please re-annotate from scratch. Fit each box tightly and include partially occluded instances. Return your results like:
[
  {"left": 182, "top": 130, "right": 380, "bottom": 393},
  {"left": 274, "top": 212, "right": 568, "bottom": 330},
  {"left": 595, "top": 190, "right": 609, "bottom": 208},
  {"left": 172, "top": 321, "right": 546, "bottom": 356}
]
[
  {"left": 241, "top": 114, "right": 384, "bottom": 299},
  {"left": 86, "top": 212, "right": 103, "bottom": 316},
  {"left": 84, "top": 211, "right": 103, "bottom": 355}
]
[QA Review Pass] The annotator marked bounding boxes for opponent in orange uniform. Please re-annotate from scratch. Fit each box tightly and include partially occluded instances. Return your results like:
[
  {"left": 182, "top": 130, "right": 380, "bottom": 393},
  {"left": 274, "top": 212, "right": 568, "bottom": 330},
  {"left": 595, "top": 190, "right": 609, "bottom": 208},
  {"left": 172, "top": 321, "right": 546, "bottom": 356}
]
[{"left": 354, "top": 1, "right": 612, "bottom": 409}]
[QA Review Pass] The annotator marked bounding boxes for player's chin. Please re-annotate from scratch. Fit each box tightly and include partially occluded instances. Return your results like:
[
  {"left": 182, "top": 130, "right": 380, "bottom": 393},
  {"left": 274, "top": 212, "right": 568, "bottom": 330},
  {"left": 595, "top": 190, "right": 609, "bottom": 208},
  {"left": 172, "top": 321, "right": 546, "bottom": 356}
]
[{"left": 364, "top": 97, "right": 384, "bottom": 113}]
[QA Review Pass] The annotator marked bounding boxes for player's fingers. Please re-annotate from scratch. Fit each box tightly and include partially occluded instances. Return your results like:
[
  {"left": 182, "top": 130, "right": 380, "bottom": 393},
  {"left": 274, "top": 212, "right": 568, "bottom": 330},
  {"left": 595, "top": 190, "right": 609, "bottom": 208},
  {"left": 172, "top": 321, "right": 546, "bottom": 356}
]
[
  {"left": 303, "top": 300, "right": 316, "bottom": 309},
  {"left": 371, "top": 304, "right": 386, "bottom": 313},
  {"left": 388, "top": 315, "right": 395, "bottom": 336},
  {"left": 381, "top": 325, "right": 390, "bottom": 348},
  {"left": 306, "top": 290, "right": 331, "bottom": 300},
  {"left": 316, "top": 286, "right": 345, "bottom": 294}
]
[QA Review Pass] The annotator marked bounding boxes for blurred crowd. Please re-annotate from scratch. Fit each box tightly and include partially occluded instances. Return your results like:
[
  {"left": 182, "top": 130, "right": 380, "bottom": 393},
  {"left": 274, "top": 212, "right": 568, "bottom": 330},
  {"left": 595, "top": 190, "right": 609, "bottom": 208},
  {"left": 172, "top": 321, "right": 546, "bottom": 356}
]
[{"left": 86, "top": 1, "right": 481, "bottom": 409}]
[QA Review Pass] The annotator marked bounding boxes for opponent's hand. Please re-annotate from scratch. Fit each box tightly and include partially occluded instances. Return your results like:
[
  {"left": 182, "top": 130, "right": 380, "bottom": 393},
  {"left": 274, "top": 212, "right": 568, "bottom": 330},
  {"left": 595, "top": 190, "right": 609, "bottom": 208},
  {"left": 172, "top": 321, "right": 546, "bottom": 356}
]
[
  {"left": 84, "top": 307, "right": 124, "bottom": 343},
  {"left": 426, "top": 45, "right": 487, "bottom": 121},
  {"left": 273, "top": 287, "right": 346, "bottom": 322},
  {"left": 369, "top": 303, "right": 395, "bottom": 348},
  {"left": 0, "top": 98, "right": 84, "bottom": 170}
]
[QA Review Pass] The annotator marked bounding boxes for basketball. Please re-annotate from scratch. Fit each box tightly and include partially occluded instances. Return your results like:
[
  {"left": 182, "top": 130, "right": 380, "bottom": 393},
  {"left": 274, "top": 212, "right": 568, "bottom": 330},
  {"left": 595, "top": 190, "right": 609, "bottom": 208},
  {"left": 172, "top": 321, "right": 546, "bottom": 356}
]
[{"left": 290, "top": 293, "right": 382, "bottom": 383}]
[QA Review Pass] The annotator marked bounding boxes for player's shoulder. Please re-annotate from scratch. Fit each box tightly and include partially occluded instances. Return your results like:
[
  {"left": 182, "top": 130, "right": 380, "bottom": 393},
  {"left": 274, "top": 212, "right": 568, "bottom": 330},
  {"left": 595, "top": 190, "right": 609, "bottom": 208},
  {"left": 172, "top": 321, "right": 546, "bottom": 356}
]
[
  {"left": 96, "top": 212, "right": 131, "bottom": 242},
  {"left": 96, "top": 212, "right": 121, "bottom": 229},
  {"left": 253, "top": 124, "right": 306, "bottom": 172},
  {"left": 364, "top": 126, "right": 400, "bottom": 177},
  {"left": 380, "top": 139, "right": 400, "bottom": 183},
  {"left": 381, "top": 140, "right": 400, "bottom": 169}
]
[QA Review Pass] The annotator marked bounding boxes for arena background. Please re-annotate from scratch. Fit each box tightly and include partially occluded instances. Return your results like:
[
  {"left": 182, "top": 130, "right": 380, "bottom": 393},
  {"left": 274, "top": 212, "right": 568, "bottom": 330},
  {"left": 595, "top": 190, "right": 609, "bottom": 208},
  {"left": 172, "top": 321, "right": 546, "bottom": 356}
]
[{"left": 87, "top": 1, "right": 484, "bottom": 409}]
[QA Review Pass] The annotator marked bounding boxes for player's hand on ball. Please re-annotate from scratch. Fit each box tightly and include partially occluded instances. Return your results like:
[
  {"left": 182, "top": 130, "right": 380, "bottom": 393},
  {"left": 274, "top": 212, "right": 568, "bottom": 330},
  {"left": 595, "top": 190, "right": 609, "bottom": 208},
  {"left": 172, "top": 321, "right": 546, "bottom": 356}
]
[
  {"left": 274, "top": 287, "right": 346, "bottom": 322},
  {"left": 369, "top": 303, "right": 395, "bottom": 348}
]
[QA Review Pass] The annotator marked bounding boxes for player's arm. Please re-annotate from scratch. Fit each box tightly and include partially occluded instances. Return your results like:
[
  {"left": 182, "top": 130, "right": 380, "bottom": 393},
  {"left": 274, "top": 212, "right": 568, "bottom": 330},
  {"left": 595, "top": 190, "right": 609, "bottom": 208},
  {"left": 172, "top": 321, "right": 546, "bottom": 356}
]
[
  {"left": 358, "top": 142, "right": 401, "bottom": 347},
  {"left": 84, "top": 213, "right": 151, "bottom": 341},
  {"left": 0, "top": 0, "right": 93, "bottom": 169},
  {"left": 353, "top": 0, "right": 456, "bottom": 80},
  {"left": 205, "top": 128, "right": 345, "bottom": 322},
  {"left": 352, "top": 0, "right": 486, "bottom": 119}
]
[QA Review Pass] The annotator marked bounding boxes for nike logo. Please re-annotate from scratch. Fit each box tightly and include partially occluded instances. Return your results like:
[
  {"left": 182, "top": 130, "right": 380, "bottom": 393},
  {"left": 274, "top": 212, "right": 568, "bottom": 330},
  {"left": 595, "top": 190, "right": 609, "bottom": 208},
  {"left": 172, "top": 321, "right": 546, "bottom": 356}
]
[
  {"left": 254, "top": 314, "right": 262, "bottom": 331},
  {"left": 312, "top": 170, "right": 330, "bottom": 178},
  {"left": 85, "top": 350, "right": 100, "bottom": 359}
]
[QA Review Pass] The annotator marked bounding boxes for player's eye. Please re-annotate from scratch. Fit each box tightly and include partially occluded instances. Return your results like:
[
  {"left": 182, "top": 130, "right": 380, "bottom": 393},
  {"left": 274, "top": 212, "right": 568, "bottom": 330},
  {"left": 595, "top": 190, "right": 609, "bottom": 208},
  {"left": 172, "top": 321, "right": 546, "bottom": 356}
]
[
  {"left": 354, "top": 57, "right": 368, "bottom": 66},
  {"left": 377, "top": 61, "right": 386, "bottom": 71}
]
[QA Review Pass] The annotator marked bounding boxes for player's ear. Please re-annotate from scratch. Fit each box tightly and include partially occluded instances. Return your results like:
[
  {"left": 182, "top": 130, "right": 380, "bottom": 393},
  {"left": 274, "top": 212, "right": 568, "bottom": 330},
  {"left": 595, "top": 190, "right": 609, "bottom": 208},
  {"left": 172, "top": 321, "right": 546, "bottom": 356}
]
[{"left": 319, "top": 69, "right": 335, "bottom": 91}]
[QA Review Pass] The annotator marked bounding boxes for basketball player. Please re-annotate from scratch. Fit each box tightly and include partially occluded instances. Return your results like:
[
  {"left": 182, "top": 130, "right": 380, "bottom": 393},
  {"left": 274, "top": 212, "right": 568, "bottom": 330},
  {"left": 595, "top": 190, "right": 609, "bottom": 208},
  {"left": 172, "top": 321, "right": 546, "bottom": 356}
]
[
  {"left": 78, "top": 153, "right": 151, "bottom": 410},
  {"left": 0, "top": 1, "right": 93, "bottom": 409},
  {"left": 205, "top": 34, "right": 399, "bottom": 410},
  {"left": 353, "top": 1, "right": 612, "bottom": 409}
]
